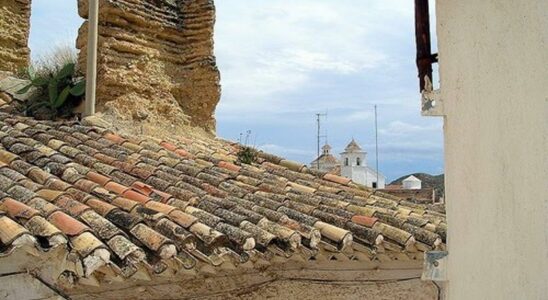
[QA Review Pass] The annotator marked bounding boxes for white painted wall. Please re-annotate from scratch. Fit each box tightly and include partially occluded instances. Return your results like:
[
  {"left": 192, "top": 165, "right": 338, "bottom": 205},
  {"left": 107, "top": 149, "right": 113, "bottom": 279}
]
[
  {"left": 341, "top": 148, "right": 385, "bottom": 188},
  {"left": 435, "top": 0, "right": 548, "bottom": 299},
  {"left": 403, "top": 176, "right": 422, "bottom": 189}
]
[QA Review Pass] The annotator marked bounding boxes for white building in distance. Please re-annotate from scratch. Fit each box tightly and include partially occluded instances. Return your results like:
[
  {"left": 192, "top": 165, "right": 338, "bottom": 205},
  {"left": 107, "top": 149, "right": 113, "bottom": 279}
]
[
  {"left": 340, "top": 139, "right": 385, "bottom": 189},
  {"left": 402, "top": 175, "right": 422, "bottom": 189},
  {"left": 310, "top": 139, "right": 385, "bottom": 189},
  {"left": 310, "top": 144, "right": 339, "bottom": 173}
]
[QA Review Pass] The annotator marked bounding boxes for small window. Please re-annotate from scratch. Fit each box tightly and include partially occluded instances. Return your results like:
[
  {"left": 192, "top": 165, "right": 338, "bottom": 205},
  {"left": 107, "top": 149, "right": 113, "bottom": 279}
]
[
  {"left": 372, "top": 182, "right": 377, "bottom": 188},
  {"left": 356, "top": 157, "right": 361, "bottom": 166},
  {"left": 344, "top": 158, "right": 349, "bottom": 166}
]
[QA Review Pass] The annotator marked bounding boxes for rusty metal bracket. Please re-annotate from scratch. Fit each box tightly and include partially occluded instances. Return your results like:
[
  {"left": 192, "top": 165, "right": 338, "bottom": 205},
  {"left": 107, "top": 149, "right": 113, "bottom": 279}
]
[
  {"left": 422, "top": 250, "right": 448, "bottom": 282},
  {"left": 421, "top": 75, "right": 444, "bottom": 116}
]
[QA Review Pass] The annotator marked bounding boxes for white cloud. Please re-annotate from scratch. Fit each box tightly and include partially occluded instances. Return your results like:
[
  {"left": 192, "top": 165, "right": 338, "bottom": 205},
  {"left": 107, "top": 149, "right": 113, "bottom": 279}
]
[
  {"left": 379, "top": 121, "right": 442, "bottom": 136},
  {"left": 215, "top": 0, "right": 392, "bottom": 116}
]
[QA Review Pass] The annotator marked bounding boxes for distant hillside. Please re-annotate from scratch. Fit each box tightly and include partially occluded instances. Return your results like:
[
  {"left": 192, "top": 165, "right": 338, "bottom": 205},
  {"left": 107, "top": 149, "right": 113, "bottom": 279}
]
[{"left": 390, "top": 173, "right": 445, "bottom": 195}]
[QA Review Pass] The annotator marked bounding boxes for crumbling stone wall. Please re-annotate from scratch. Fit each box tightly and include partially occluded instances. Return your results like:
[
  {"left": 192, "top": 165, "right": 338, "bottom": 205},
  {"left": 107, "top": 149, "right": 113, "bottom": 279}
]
[
  {"left": 77, "top": 0, "right": 221, "bottom": 132},
  {"left": 0, "top": 0, "right": 31, "bottom": 74}
]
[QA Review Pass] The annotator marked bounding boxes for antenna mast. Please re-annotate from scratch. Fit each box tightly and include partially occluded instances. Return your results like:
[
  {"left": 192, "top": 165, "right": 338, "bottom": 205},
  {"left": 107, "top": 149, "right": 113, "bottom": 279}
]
[
  {"left": 316, "top": 112, "right": 327, "bottom": 169},
  {"left": 375, "top": 105, "right": 379, "bottom": 187}
]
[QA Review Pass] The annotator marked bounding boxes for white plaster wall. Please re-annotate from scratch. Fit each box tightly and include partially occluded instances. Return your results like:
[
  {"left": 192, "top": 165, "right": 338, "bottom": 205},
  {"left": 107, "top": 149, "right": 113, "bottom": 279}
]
[
  {"left": 403, "top": 179, "right": 421, "bottom": 190},
  {"left": 436, "top": 0, "right": 548, "bottom": 299},
  {"left": 342, "top": 165, "right": 367, "bottom": 185},
  {"left": 341, "top": 152, "right": 367, "bottom": 168},
  {"left": 365, "top": 168, "right": 386, "bottom": 188}
]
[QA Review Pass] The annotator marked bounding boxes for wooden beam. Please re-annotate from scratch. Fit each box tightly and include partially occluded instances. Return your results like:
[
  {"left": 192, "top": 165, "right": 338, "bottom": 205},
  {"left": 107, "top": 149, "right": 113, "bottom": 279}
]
[{"left": 415, "top": 0, "right": 433, "bottom": 92}]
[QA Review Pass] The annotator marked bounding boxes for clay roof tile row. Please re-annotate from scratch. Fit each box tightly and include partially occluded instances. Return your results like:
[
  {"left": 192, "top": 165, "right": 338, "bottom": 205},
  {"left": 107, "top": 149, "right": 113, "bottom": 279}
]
[{"left": 0, "top": 112, "right": 446, "bottom": 283}]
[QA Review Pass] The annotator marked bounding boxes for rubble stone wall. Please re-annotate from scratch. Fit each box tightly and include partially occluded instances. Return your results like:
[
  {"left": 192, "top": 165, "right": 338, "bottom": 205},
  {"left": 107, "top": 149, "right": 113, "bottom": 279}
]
[
  {"left": 77, "top": 0, "right": 221, "bottom": 132},
  {"left": 0, "top": 0, "right": 31, "bottom": 74}
]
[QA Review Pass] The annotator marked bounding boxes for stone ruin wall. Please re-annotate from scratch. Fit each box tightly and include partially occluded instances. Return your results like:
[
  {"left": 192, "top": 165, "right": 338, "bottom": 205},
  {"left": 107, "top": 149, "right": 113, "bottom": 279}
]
[
  {"left": 76, "top": 0, "right": 221, "bottom": 132},
  {"left": 0, "top": 0, "right": 31, "bottom": 74}
]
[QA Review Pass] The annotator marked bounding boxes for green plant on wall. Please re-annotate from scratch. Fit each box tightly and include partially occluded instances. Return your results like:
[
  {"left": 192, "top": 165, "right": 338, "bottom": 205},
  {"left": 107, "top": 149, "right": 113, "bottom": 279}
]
[
  {"left": 237, "top": 146, "right": 257, "bottom": 165},
  {"left": 17, "top": 62, "right": 85, "bottom": 119}
]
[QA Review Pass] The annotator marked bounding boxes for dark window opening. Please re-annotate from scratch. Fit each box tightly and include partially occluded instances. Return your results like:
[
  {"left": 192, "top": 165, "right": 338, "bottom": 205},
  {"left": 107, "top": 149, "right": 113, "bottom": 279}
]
[{"left": 372, "top": 182, "right": 377, "bottom": 188}]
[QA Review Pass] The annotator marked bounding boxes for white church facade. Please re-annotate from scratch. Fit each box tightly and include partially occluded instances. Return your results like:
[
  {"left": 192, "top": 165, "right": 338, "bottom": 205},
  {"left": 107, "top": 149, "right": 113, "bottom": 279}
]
[{"left": 310, "top": 139, "right": 386, "bottom": 189}]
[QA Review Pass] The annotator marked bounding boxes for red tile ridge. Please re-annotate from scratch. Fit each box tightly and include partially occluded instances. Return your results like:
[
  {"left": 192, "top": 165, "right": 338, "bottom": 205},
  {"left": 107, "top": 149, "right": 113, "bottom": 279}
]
[
  {"left": 323, "top": 173, "right": 351, "bottom": 186},
  {"left": 218, "top": 161, "right": 241, "bottom": 173},
  {"left": 160, "top": 141, "right": 178, "bottom": 152},
  {"left": 85, "top": 198, "right": 118, "bottom": 216},
  {"left": 174, "top": 148, "right": 190, "bottom": 158},
  {"left": 145, "top": 201, "right": 176, "bottom": 215},
  {"left": 0, "top": 198, "right": 40, "bottom": 219},
  {"left": 351, "top": 215, "right": 378, "bottom": 228},
  {"left": 104, "top": 132, "right": 126, "bottom": 145},
  {"left": 112, "top": 197, "right": 141, "bottom": 212},
  {"left": 86, "top": 171, "right": 111, "bottom": 186},
  {"left": 122, "top": 190, "right": 151, "bottom": 204},
  {"left": 74, "top": 179, "right": 99, "bottom": 193},
  {"left": 131, "top": 182, "right": 154, "bottom": 196},
  {"left": 48, "top": 211, "right": 89, "bottom": 236},
  {"left": 105, "top": 181, "right": 130, "bottom": 195},
  {"left": 36, "top": 189, "right": 65, "bottom": 202},
  {"left": 54, "top": 195, "right": 91, "bottom": 217},
  {"left": 94, "top": 153, "right": 116, "bottom": 165},
  {"left": 151, "top": 189, "right": 173, "bottom": 203}
]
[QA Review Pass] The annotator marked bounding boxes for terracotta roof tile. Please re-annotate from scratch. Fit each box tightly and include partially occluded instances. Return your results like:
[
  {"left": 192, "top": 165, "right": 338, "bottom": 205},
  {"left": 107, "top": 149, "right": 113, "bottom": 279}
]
[
  {"left": 104, "top": 133, "right": 126, "bottom": 145},
  {"left": 107, "top": 235, "right": 145, "bottom": 262},
  {"left": 85, "top": 198, "right": 118, "bottom": 216},
  {"left": 0, "top": 216, "right": 30, "bottom": 245},
  {"left": 131, "top": 181, "right": 154, "bottom": 196},
  {"left": 54, "top": 195, "right": 90, "bottom": 217},
  {"left": 112, "top": 197, "right": 141, "bottom": 212},
  {"left": 0, "top": 113, "right": 446, "bottom": 282},
  {"left": 122, "top": 190, "right": 151, "bottom": 204},
  {"left": 70, "top": 231, "right": 107, "bottom": 258},
  {"left": 48, "top": 211, "right": 89, "bottom": 236},
  {"left": 86, "top": 171, "right": 111, "bottom": 186},
  {"left": 130, "top": 223, "right": 175, "bottom": 258},
  {"left": 25, "top": 216, "right": 65, "bottom": 244},
  {"left": 79, "top": 210, "right": 123, "bottom": 240},
  {"left": 218, "top": 161, "right": 241, "bottom": 172},
  {"left": 351, "top": 215, "right": 378, "bottom": 228},
  {"left": 0, "top": 198, "right": 40, "bottom": 219},
  {"left": 105, "top": 181, "right": 130, "bottom": 195}
]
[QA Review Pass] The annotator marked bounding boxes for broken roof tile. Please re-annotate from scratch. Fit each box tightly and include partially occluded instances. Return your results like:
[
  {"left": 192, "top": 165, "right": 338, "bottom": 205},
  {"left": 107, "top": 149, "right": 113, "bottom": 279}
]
[{"left": 0, "top": 216, "right": 30, "bottom": 245}]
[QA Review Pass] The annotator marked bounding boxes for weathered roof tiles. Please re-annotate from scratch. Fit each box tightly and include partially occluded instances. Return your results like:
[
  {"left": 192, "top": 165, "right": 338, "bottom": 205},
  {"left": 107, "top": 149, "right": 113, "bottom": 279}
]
[{"left": 0, "top": 112, "right": 447, "bottom": 284}]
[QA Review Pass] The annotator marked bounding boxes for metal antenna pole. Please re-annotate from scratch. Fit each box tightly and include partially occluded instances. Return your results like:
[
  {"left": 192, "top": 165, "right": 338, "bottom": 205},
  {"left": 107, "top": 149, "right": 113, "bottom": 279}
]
[
  {"left": 316, "top": 114, "right": 321, "bottom": 162},
  {"left": 316, "top": 113, "right": 327, "bottom": 169},
  {"left": 375, "top": 105, "right": 379, "bottom": 187}
]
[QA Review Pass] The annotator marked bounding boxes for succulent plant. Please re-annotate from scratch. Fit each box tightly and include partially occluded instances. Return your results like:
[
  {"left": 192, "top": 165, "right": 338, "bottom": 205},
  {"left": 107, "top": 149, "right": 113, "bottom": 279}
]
[{"left": 17, "top": 62, "right": 85, "bottom": 119}]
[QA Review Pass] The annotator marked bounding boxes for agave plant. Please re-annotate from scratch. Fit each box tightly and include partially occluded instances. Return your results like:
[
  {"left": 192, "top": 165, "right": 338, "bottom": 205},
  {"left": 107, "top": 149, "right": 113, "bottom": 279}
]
[{"left": 17, "top": 62, "right": 85, "bottom": 119}]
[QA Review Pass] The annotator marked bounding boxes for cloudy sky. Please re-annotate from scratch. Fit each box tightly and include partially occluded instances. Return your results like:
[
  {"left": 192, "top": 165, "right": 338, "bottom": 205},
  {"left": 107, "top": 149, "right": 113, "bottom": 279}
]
[{"left": 29, "top": 0, "right": 443, "bottom": 181}]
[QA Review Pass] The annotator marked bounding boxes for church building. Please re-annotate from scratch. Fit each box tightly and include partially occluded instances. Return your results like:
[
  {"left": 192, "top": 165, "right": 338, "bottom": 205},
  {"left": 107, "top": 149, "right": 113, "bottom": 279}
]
[{"left": 310, "top": 139, "right": 386, "bottom": 188}]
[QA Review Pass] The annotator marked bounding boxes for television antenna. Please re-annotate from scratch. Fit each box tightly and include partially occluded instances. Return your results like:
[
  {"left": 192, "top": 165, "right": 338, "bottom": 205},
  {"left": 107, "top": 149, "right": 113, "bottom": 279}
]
[{"left": 315, "top": 112, "right": 328, "bottom": 169}]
